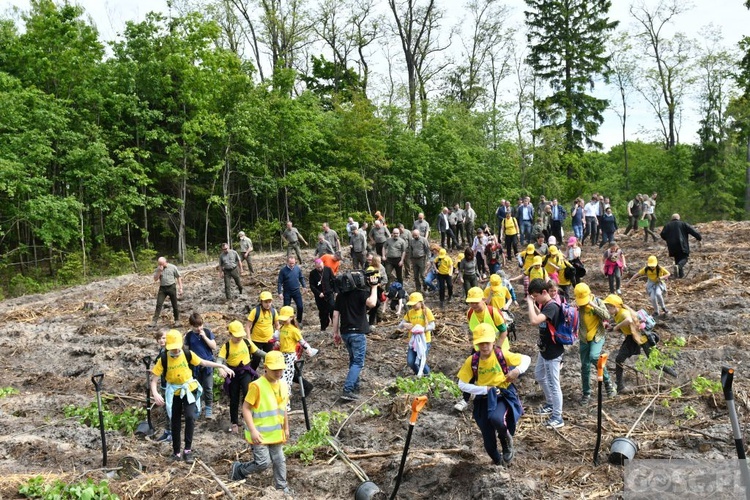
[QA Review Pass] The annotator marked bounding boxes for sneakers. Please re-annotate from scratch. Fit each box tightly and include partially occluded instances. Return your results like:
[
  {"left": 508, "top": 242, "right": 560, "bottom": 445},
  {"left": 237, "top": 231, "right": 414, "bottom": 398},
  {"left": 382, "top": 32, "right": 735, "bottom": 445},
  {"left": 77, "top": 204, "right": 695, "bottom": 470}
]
[
  {"left": 183, "top": 449, "right": 194, "bottom": 463},
  {"left": 545, "top": 417, "right": 565, "bottom": 429},
  {"left": 579, "top": 394, "right": 591, "bottom": 406},
  {"left": 155, "top": 430, "right": 172, "bottom": 443},
  {"left": 501, "top": 432, "right": 514, "bottom": 464},
  {"left": 341, "top": 391, "right": 360, "bottom": 401},
  {"left": 279, "top": 487, "right": 294, "bottom": 496},
  {"left": 606, "top": 382, "right": 617, "bottom": 398},
  {"left": 229, "top": 462, "right": 243, "bottom": 481},
  {"left": 204, "top": 406, "right": 214, "bottom": 420},
  {"left": 616, "top": 288, "right": 622, "bottom": 295},
  {"left": 454, "top": 399, "right": 469, "bottom": 412},
  {"left": 170, "top": 452, "right": 182, "bottom": 461},
  {"left": 535, "top": 404, "right": 552, "bottom": 415}
]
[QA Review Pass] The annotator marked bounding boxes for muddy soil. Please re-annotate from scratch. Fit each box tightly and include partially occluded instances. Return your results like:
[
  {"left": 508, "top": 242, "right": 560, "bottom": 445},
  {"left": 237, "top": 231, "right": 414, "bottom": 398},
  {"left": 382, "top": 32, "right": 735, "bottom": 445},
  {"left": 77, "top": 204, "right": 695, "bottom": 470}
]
[{"left": 0, "top": 221, "right": 749, "bottom": 499}]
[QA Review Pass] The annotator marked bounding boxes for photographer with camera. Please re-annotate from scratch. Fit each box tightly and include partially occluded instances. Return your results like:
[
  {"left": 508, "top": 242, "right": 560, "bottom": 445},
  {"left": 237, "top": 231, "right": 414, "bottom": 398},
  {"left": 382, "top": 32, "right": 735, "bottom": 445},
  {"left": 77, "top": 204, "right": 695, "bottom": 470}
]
[{"left": 332, "top": 268, "right": 380, "bottom": 401}]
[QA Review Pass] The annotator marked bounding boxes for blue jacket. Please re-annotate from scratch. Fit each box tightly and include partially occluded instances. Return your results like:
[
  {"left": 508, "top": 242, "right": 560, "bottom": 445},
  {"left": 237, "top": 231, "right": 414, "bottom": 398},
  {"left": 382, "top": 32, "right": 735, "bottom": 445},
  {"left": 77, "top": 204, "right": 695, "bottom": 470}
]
[{"left": 278, "top": 264, "right": 305, "bottom": 294}]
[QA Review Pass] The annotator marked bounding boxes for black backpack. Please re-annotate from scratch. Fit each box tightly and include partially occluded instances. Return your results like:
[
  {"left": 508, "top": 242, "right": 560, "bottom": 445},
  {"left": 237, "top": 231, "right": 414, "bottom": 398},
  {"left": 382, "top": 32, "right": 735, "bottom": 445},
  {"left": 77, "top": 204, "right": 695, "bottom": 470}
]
[
  {"left": 160, "top": 346, "right": 193, "bottom": 372},
  {"left": 223, "top": 338, "right": 254, "bottom": 367}
]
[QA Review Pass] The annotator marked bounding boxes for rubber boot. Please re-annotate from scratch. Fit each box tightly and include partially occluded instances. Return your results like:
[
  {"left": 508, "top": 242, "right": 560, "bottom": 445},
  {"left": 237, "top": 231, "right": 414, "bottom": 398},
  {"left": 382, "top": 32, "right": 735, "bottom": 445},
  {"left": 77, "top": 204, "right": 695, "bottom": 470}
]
[
  {"left": 500, "top": 431, "right": 514, "bottom": 464},
  {"left": 615, "top": 365, "right": 625, "bottom": 393}
]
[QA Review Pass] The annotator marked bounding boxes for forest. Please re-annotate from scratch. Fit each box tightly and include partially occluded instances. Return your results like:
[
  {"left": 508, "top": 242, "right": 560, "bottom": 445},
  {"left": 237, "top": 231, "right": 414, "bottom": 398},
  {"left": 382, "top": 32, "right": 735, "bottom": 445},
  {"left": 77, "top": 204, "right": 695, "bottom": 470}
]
[{"left": 0, "top": 0, "right": 749, "bottom": 296}]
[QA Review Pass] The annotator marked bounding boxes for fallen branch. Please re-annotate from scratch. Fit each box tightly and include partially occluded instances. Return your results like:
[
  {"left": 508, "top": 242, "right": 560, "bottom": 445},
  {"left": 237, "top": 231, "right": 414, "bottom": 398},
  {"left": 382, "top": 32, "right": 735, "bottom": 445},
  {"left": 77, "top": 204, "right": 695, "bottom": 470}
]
[
  {"left": 196, "top": 459, "right": 236, "bottom": 500},
  {"left": 678, "top": 426, "right": 728, "bottom": 442},
  {"left": 334, "top": 392, "right": 380, "bottom": 439},
  {"left": 346, "top": 448, "right": 464, "bottom": 459}
]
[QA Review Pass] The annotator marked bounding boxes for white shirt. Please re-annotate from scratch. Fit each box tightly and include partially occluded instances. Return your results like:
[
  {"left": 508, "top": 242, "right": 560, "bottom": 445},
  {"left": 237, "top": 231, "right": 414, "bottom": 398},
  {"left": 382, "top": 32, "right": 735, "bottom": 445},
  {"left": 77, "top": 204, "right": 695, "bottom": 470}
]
[
  {"left": 465, "top": 207, "right": 476, "bottom": 223},
  {"left": 584, "top": 201, "right": 599, "bottom": 218}
]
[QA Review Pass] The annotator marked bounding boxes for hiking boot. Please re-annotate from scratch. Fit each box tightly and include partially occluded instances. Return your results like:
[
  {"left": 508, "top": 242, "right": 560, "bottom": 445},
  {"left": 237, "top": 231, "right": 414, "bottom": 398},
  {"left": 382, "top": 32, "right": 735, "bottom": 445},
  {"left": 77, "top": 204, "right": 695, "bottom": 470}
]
[
  {"left": 662, "top": 366, "right": 678, "bottom": 378},
  {"left": 535, "top": 404, "right": 553, "bottom": 415},
  {"left": 204, "top": 406, "right": 214, "bottom": 420},
  {"left": 606, "top": 382, "right": 617, "bottom": 398},
  {"left": 341, "top": 391, "right": 359, "bottom": 401},
  {"left": 453, "top": 399, "right": 469, "bottom": 412},
  {"left": 501, "top": 432, "right": 514, "bottom": 464},
  {"left": 545, "top": 416, "right": 565, "bottom": 429},
  {"left": 155, "top": 430, "right": 172, "bottom": 443},
  {"left": 579, "top": 394, "right": 591, "bottom": 406},
  {"left": 183, "top": 450, "right": 195, "bottom": 463},
  {"left": 229, "top": 462, "right": 243, "bottom": 481}
]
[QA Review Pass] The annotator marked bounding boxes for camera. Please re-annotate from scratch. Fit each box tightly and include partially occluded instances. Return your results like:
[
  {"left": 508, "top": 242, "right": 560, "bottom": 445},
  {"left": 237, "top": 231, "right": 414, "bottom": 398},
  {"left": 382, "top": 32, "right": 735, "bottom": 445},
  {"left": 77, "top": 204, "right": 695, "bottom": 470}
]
[{"left": 335, "top": 270, "right": 377, "bottom": 293}]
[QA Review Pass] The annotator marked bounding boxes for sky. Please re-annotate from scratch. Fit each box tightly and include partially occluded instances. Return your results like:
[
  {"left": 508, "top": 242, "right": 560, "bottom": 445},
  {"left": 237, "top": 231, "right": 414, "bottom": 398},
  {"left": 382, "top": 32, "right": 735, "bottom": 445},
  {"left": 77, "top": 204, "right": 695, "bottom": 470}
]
[{"left": 5, "top": 0, "right": 750, "bottom": 150}]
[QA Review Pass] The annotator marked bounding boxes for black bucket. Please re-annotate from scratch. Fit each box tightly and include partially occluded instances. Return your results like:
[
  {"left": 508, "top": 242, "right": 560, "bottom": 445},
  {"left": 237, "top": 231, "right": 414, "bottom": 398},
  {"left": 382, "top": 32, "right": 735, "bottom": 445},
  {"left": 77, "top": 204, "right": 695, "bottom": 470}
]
[{"left": 355, "top": 481, "right": 383, "bottom": 500}]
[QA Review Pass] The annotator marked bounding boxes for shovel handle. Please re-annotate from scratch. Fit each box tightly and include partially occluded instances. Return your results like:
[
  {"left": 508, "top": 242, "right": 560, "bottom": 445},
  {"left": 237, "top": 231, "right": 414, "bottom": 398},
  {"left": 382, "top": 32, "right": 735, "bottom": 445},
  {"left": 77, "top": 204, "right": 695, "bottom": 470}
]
[
  {"left": 142, "top": 356, "right": 152, "bottom": 369},
  {"left": 91, "top": 373, "right": 104, "bottom": 391},
  {"left": 596, "top": 353, "right": 609, "bottom": 381},
  {"left": 722, "top": 366, "right": 735, "bottom": 401},
  {"left": 409, "top": 396, "right": 428, "bottom": 424},
  {"left": 294, "top": 359, "right": 305, "bottom": 373}
]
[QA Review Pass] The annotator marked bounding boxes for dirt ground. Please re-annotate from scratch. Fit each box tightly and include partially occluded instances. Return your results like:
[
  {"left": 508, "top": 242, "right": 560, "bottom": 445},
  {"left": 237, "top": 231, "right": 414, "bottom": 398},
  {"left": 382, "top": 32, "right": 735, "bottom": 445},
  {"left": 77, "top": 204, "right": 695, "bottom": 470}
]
[{"left": 1, "top": 220, "right": 749, "bottom": 499}]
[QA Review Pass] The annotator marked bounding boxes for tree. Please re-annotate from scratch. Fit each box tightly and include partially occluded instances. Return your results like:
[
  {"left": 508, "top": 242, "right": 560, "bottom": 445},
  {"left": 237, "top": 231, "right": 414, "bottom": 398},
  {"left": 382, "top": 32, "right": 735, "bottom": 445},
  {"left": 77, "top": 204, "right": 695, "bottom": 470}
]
[
  {"left": 525, "top": 0, "right": 618, "bottom": 154},
  {"left": 630, "top": 0, "right": 694, "bottom": 149},
  {"left": 607, "top": 31, "right": 638, "bottom": 189}
]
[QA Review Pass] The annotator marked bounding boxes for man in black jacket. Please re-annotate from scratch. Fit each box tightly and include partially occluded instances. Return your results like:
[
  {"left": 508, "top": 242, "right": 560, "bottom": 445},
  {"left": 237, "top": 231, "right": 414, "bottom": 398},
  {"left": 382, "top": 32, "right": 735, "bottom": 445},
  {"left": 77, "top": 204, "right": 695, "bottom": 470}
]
[
  {"left": 310, "top": 258, "right": 336, "bottom": 331},
  {"left": 660, "top": 214, "right": 702, "bottom": 278}
]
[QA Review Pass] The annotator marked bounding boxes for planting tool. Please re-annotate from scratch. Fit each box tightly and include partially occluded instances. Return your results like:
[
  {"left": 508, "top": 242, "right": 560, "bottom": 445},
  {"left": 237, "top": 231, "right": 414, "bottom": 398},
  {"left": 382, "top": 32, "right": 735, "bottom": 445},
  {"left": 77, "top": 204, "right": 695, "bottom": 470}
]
[
  {"left": 389, "top": 395, "right": 428, "bottom": 500},
  {"left": 294, "top": 359, "right": 310, "bottom": 431},
  {"left": 91, "top": 373, "right": 107, "bottom": 467},
  {"left": 609, "top": 391, "right": 659, "bottom": 465},
  {"left": 593, "top": 353, "right": 608, "bottom": 465},
  {"left": 721, "top": 366, "right": 750, "bottom": 499},
  {"left": 135, "top": 356, "right": 156, "bottom": 437}
]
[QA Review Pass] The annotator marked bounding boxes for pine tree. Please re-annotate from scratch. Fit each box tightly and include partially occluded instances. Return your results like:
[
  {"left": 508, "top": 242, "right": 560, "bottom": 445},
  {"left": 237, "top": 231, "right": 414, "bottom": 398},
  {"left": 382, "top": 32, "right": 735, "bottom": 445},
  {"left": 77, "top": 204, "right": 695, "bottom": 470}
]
[{"left": 525, "top": 0, "right": 618, "bottom": 152}]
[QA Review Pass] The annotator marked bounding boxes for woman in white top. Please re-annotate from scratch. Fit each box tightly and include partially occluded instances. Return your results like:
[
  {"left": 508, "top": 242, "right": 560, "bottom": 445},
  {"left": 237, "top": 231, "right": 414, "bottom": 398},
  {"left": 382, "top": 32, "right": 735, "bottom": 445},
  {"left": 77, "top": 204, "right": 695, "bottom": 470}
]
[{"left": 472, "top": 228, "right": 489, "bottom": 279}]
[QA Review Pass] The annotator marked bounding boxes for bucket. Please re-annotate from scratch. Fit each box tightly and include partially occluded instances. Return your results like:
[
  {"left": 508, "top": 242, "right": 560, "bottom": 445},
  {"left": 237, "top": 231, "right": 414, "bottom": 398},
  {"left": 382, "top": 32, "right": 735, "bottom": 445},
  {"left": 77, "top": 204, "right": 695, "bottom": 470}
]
[
  {"left": 117, "top": 456, "right": 143, "bottom": 478},
  {"left": 354, "top": 481, "right": 383, "bottom": 500},
  {"left": 609, "top": 437, "right": 638, "bottom": 465}
]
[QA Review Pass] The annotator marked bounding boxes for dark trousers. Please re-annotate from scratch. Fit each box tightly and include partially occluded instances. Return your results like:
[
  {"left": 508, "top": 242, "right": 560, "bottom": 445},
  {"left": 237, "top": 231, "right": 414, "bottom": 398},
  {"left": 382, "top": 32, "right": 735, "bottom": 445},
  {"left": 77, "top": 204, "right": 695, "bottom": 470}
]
[
  {"left": 314, "top": 293, "right": 335, "bottom": 330},
  {"left": 643, "top": 215, "right": 658, "bottom": 242},
  {"left": 241, "top": 253, "right": 254, "bottom": 273},
  {"left": 171, "top": 390, "right": 197, "bottom": 455},
  {"left": 504, "top": 235, "right": 518, "bottom": 260},
  {"left": 463, "top": 274, "right": 478, "bottom": 296},
  {"left": 283, "top": 288, "right": 304, "bottom": 323},
  {"left": 615, "top": 336, "right": 652, "bottom": 387},
  {"left": 440, "top": 230, "right": 456, "bottom": 249},
  {"left": 287, "top": 242, "right": 302, "bottom": 262},
  {"left": 449, "top": 225, "right": 458, "bottom": 248},
  {"left": 455, "top": 222, "right": 465, "bottom": 246},
  {"left": 673, "top": 251, "right": 689, "bottom": 278},
  {"left": 607, "top": 267, "right": 622, "bottom": 293},
  {"left": 437, "top": 274, "right": 453, "bottom": 302},
  {"left": 223, "top": 267, "right": 242, "bottom": 299},
  {"left": 473, "top": 395, "right": 510, "bottom": 464},
  {"left": 599, "top": 231, "right": 615, "bottom": 248},
  {"left": 583, "top": 217, "right": 598, "bottom": 245},
  {"left": 228, "top": 371, "right": 253, "bottom": 425},
  {"left": 385, "top": 257, "right": 403, "bottom": 283},
  {"left": 192, "top": 366, "right": 214, "bottom": 408},
  {"left": 551, "top": 220, "right": 563, "bottom": 243},
  {"left": 624, "top": 215, "right": 639, "bottom": 235},
  {"left": 250, "top": 341, "right": 275, "bottom": 371},
  {"left": 154, "top": 284, "right": 179, "bottom": 322},
  {"left": 476, "top": 252, "right": 487, "bottom": 276},
  {"left": 352, "top": 250, "right": 366, "bottom": 270}
]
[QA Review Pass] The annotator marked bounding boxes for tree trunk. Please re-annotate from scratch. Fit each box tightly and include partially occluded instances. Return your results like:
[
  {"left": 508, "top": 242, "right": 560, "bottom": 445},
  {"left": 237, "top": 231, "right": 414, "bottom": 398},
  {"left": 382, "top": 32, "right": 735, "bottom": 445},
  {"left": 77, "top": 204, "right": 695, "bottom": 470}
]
[
  {"left": 178, "top": 154, "right": 188, "bottom": 264},
  {"left": 745, "top": 136, "right": 750, "bottom": 215},
  {"left": 80, "top": 207, "right": 87, "bottom": 279}
]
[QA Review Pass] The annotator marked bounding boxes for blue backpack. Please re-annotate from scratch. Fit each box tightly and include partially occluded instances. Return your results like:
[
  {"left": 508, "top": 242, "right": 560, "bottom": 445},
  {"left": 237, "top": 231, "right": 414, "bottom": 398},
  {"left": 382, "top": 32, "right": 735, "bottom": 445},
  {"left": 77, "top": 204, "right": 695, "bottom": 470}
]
[{"left": 547, "top": 301, "right": 579, "bottom": 345}]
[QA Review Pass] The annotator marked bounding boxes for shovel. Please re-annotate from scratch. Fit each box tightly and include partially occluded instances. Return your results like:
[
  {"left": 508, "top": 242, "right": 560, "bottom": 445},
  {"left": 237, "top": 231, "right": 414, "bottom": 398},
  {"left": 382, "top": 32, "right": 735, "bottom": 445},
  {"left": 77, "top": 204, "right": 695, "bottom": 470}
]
[
  {"left": 135, "top": 356, "right": 156, "bottom": 437},
  {"left": 389, "top": 396, "right": 428, "bottom": 500},
  {"left": 721, "top": 366, "right": 750, "bottom": 499},
  {"left": 593, "top": 353, "right": 608, "bottom": 465},
  {"left": 294, "top": 359, "right": 310, "bottom": 431},
  {"left": 91, "top": 373, "right": 107, "bottom": 467}
]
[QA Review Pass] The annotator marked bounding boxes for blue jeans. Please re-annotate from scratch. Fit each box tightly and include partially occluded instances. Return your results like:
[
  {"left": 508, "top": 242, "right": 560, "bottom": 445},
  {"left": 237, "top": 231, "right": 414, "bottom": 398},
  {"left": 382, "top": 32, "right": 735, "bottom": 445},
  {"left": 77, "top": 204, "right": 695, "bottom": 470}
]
[
  {"left": 342, "top": 333, "right": 367, "bottom": 393},
  {"left": 579, "top": 338, "right": 611, "bottom": 396},
  {"left": 534, "top": 354, "right": 563, "bottom": 419},
  {"left": 424, "top": 269, "right": 438, "bottom": 292},
  {"left": 283, "top": 288, "right": 303, "bottom": 323},
  {"left": 572, "top": 223, "right": 583, "bottom": 240},
  {"left": 406, "top": 342, "right": 431, "bottom": 375},
  {"left": 520, "top": 220, "right": 532, "bottom": 245}
]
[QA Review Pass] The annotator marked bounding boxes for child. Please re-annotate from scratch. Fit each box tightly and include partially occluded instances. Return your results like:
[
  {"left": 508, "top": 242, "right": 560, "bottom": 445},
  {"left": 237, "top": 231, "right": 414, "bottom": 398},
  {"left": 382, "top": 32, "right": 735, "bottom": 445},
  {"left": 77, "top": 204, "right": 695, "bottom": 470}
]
[
  {"left": 434, "top": 248, "right": 454, "bottom": 307},
  {"left": 276, "top": 306, "right": 317, "bottom": 411},
  {"left": 218, "top": 321, "right": 265, "bottom": 434},
  {"left": 399, "top": 292, "right": 435, "bottom": 377},
  {"left": 152, "top": 330, "right": 171, "bottom": 443},
  {"left": 386, "top": 281, "right": 407, "bottom": 316},
  {"left": 151, "top": 329, "right": 234, "bottom": 462},
  {"left": 602, "top": 242, "right": 627, "bottom": 295},
  {"left": 184, "top": 312, "right": 217, "bottom": 419},
  {"left": 627, "top": 255, "right": 670, "bottom": 316},
  {"left": 510, "top": 256, "right": 549, "bottom": 298},
  {"left": 230, "top": 351, "right": 291, "bottom": 495},
  {"left": 515, "top": 244, "right": 538, "bottom": 298}
]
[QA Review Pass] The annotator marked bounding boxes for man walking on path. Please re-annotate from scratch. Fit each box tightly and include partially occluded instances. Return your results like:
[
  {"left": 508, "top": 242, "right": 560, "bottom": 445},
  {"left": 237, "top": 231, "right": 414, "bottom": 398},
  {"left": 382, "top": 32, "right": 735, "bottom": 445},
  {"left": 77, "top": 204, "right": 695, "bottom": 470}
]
[
  {"left": 277, "top": 256, "right": 306, "bottom": 324},
  {"left": 282, "top": 221, "right": 307, "bottom": 262},
  {"left": 238, "top": 231, "right": 254, "bottom": 274},
  {"left": 660, "top": 213, "right": 702, "bottom": 278},
  {"left": 151, "top": 257, "right": 183, "bottom": 327},
  {"left": 217, "top": 243, "right": 243, "bottom": 300},
  {"left": 382, "top": 228, "right": 408, "bottom": 284},
  {"left": 322, "top": 222, "right": 341, "bottom": 255},
  {"left": 464, "top": 202, "right": 477, "bottom": 239},
  {"left": 350, "top": 224, "right": 367, "bottom": 270},
  {"left": 453, "top": 204, "right": 466, "bottom": 246},
  {"left": 310, "top": 258, "right": 336, "bottom": 331},
  {"left": 413, "top": 212, "right": 430, "bottom": 239},
  {"left": 408, "top": 229, "right": 430, "bottom": 293}
]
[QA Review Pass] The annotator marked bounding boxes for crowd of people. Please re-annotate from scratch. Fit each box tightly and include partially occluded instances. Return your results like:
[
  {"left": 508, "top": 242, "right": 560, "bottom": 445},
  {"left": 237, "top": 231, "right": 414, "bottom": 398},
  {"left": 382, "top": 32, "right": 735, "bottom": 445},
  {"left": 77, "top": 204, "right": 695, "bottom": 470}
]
[{"left": 146, "top": 194, "right": 703, "bottom": 493}]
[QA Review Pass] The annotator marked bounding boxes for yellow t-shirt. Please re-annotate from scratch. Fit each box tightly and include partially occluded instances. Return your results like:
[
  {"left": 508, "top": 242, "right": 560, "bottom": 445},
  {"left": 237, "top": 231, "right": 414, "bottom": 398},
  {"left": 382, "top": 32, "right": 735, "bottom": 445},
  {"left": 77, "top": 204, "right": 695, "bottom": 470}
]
[
  {"left": 435, "top": 255, "right": 454, "bottom": 275},
  {"left": 547, "top": 255, "right": 572, "bottom": 285},
  {"left": 502, "top": 217, "right": 519, "bottom": 236},
  {"left": 615, "top": 308, "right": 646, "bottom": 345},
  {"left": 279, "top": 324, "right": 302, "bottom": 354},
  {"left": 637, "top": 266, "right": 669, "bottom": 283},
  {"left": 245, "top": 377, "right": 289, "bottom": 408},
  {"left": 152, "top": 351, "right": 202, "bottom": 394},
  {"left": 526, "top": 266, "right": 548, "bottom": 281},
  {"left": 218, "top": 338, "right": 259, "bottom": 367},
  {"left": 519, "top": 251, "right": 536, "bottom": 271},
  {"left": 457, "top": 349, "right": 523, "bottom": 389},
  {"left": 467, "top": 306, "right": 509, "bottom": 351},
  {"left": 403, "top": 307, "right": 435, "bottom": 343},
  {"left": 484, "top": 285, "right": 511, "bottom": 310},
  {"left": 247, "top": 307, "right": 277, "bottom": 343},
  {"left": 580, "top": 303, "right": 602, "bottom": 342}
]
